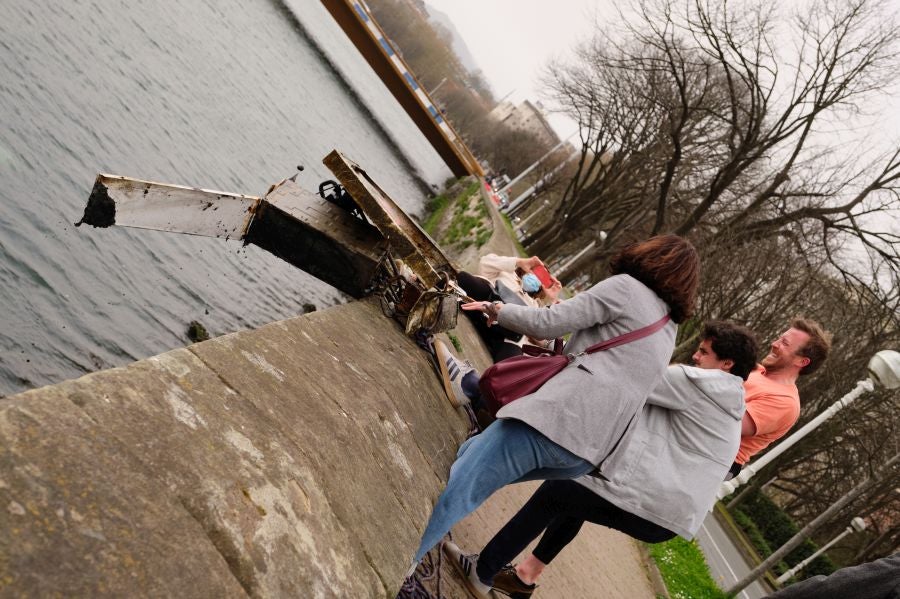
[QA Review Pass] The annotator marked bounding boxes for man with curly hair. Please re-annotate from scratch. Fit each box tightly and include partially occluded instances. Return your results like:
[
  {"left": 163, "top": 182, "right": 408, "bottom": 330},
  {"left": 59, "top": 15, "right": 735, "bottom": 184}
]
[{"left": 442, "top": 321, "right": 758, "bottom": 598}]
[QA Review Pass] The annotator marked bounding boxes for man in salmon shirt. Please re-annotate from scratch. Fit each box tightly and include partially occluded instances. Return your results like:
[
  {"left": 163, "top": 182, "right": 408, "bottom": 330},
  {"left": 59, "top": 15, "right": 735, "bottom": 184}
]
[{"left": 726, "top": 318, "right": 832, "bottom": 480}]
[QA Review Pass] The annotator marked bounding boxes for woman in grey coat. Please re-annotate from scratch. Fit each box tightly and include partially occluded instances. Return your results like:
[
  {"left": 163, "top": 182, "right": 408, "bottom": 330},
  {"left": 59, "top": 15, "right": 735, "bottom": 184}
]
[
  {"left": 444, "top": 320, "right": 758, "bottom": 598},
  {"left": 410, "top": 235, "right": 700, "bottom": 567}
]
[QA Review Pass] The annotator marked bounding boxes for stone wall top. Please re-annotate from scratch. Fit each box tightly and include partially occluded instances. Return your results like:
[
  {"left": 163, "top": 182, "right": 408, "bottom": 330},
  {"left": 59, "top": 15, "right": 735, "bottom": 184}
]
[{"left": 0, "top": 298, "right": 489, "bottom": 597}]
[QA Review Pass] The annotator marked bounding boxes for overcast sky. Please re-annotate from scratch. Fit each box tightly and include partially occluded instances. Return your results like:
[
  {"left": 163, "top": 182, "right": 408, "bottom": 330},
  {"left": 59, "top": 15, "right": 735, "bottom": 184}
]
[
  {"left": 425, "top": 0, "right": 900, "bottom": 144},
  {"left": 425, "top": 0, "right": 616, "bottom": 138}
]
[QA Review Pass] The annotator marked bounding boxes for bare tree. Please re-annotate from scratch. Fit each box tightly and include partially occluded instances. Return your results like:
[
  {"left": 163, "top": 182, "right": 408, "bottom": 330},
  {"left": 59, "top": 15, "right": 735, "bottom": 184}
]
[
  {"left": 529, "top": 0, "right": 900, "bottom": 294},
  {"left": 533, "top": 6, "right": 900, "bottom": 572}
]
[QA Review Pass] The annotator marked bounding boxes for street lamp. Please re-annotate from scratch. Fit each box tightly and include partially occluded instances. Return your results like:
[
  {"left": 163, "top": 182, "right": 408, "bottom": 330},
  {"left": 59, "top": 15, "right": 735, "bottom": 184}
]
[
  {"left": 727, "top": 451, "right": 900, "bottom": 595},
  {"left": 775, "top": 517, "right": 866, "bottom": 584},
  {"left": 427, "top": 77, "right": 448, "bottom": 96},
  {"left": 718, "top": 349, "right": 900, "bottom": 499}
]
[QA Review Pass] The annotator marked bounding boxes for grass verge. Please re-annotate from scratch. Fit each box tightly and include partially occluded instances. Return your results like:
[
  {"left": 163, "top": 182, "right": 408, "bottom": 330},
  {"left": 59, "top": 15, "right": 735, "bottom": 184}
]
[
  {"left": 497, "top": 212, "right": 528, "bottom": 257},
  {"left": 422, "top": 191, "right": 453, "bottom": 236},
  {"left": 647, "top": 538, "right": 728, "bottom": 599}
]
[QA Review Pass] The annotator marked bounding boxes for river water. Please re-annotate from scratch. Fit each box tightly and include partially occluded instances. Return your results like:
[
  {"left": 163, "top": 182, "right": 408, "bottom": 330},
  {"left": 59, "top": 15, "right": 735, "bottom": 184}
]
[{"left": 0, "top": 0, "right": 453, "bottom": 396}]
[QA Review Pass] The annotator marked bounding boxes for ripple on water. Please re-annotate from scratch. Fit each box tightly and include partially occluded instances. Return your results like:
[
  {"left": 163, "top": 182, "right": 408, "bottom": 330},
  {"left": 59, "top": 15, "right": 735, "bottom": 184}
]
[{"left": 0, "top": 0, "right": 451, "bottom": 395}]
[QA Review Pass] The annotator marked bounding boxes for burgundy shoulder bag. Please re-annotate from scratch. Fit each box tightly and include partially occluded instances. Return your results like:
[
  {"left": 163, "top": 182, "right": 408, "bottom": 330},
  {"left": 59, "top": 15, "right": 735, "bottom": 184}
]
[{"left": 478, "top": 314, "right": 671, "bottom": 417}]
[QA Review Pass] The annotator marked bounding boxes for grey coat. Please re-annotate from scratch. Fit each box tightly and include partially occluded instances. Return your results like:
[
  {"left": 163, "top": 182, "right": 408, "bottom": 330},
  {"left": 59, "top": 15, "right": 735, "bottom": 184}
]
[
  {"left": 767, "top": 552, "right": 900, "bottom": 599},
  {"left": 495, "top": 274, "right": 675, "bottom": 466},
  {"left": 580, "top": 365, "right": 745, "bottom": 539}
]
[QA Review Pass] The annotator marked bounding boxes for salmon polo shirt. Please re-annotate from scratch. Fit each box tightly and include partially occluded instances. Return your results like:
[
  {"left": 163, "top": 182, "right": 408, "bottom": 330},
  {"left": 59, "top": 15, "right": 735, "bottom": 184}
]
[{"left": 735, "top": 367, "right": 800, "bottom": 465}]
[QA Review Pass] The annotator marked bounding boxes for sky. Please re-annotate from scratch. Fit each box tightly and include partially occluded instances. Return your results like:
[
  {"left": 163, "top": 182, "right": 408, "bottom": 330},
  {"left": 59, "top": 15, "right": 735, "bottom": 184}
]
[
  {"left": 425, "top": 0, "right": 900, "bottom": 143},
  {"left": 425, "top": 0, "right": 616, "bottom": 138},
  {"left": 423, "top": 0, "right": 899, "bottom": 260}
]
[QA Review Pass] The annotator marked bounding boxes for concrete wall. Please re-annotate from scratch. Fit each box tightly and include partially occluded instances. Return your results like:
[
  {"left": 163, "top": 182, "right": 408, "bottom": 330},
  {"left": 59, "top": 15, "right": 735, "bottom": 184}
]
[{"left": 0, "top": 299, "right": 486, "bottom": 597}]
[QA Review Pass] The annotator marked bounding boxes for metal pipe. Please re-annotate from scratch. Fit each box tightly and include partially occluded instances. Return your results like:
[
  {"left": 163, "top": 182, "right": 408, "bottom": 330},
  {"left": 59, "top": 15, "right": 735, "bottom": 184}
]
[{"left": 497, "top": 132, "right": 576, "bottom": 195}]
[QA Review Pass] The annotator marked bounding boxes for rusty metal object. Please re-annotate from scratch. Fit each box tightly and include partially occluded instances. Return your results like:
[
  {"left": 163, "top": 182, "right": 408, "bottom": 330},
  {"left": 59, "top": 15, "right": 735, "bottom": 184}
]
[
  {"left": 76, "top": 152, "right": 460, "bottom": 334},
  {"left": 404, "top": 288, "right": 458, "bottom": 336},
  {"left": 323, "top": 150, "right": 456, "bottom": 288},
  {"left": 396, "top": 279, "right": 426, "bottom": 315},
  {"left": 76, "top": 174, "right": 387, "bottom": 298},
  {"left": 249, "top": 178, "right": 389, "bottom": 298},
  {"left": 77, "top": 175, "right": 258, "bottom": 239}
]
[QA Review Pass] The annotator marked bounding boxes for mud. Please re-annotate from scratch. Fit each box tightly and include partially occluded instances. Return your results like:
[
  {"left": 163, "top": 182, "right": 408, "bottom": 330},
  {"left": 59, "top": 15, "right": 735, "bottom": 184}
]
[
  {"left": 186, "top": 320, "right": 210, "bottom": 343},
  {"left": 75, "top": 179, "right": 116, "bottom": 227}
]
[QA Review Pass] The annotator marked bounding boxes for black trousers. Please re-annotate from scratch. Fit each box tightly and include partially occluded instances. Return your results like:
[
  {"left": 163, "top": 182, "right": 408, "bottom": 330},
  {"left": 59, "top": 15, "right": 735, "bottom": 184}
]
[
  {"left": 456, "top": 271, "right": 523, "bottom": 363},
  {"left": 475, "top": 480, "right": 676, "bottom": 583}
]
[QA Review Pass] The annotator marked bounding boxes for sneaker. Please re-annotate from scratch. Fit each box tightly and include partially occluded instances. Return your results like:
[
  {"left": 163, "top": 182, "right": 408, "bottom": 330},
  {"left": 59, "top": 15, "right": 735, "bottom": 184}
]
[
  {"left": 491, "top": 564, "right": 537, "bottom": 598},
  {"left": 442, "top": 541, "right": 492, "bottom": 599},
  {"left": 434, "top": 340, "right": 474, "bottom": 408}
]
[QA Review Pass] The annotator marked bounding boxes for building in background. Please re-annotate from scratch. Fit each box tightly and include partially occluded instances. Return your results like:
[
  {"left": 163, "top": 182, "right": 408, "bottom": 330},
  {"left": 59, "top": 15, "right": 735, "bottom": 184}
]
[
  {"left": 399, "top": 0, "right": 429, "bottom": 18},
  {"left": 488, "top": 100, "right": 560, "bottom": 147}
]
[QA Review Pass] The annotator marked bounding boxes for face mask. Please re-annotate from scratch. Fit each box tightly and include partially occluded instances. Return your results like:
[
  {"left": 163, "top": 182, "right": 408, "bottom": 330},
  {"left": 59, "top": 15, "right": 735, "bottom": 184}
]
[{"left": 521, "top": 273, "right": 542, "bottom": 293}]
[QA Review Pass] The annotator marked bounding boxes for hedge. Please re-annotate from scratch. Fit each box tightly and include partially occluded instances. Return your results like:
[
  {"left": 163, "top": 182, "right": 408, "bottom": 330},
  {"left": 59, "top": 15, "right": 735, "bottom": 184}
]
[{"left": 732, "top": 490, "right": 836, "bottom": 581}]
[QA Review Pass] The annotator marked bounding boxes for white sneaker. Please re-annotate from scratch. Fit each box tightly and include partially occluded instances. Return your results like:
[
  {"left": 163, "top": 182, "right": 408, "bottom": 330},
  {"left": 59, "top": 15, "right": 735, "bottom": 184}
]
[
  {"left": 434, "top": 340, "right": 474, "bottom": 408},
  {"left": 442, "top": 541, "right": 492, "bottom": 599}
]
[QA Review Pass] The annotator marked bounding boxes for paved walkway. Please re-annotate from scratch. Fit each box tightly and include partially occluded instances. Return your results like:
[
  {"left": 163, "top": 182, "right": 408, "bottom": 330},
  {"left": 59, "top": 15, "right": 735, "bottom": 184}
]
[{"left": 442, "top": 481, "right": 660, "bottom": 598}]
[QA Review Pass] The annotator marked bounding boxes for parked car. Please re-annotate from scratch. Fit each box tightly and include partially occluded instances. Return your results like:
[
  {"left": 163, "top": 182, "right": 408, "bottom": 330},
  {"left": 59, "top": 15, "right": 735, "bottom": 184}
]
[{"left": 491, "top": 174, "right": 511, "bottom": 190}]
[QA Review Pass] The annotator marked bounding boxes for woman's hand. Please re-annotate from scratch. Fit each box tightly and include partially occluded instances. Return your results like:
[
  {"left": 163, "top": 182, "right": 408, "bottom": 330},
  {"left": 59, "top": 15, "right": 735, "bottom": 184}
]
[
  {"left": 543, "top": 277, "right": 563, "bottom": 302},
  {"left": 462, "top": 301, "right": 502, "bottom": 326},
  {"left": 515, "top": 256, "right": 543, "bottom": 272}
]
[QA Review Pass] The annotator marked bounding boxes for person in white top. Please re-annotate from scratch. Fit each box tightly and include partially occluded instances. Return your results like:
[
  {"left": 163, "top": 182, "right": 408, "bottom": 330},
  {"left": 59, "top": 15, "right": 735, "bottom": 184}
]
[
  {"left": 443, "top": 320, "right": 758, "bottom": 599},
  {"left": 456, "top": 254, "right": 562, "bottom": 362}
]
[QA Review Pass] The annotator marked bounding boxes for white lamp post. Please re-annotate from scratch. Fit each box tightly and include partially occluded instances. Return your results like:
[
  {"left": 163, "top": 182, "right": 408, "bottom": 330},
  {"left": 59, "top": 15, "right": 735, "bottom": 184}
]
[
  {"left": 775, "top": 517, "right": 866, "bottom": 584},
  {"left": 718, "top": 349, "right": 900, "bottom": 499},
  {"left": 729, "top": 452, "right": 899, "bottom": 594}
]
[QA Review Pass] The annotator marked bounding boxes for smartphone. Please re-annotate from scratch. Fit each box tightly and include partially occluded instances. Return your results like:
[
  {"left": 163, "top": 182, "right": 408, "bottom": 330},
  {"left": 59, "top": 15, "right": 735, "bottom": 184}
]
[{"left": 532, "top": 264, "right": 553, "bottom": 288}]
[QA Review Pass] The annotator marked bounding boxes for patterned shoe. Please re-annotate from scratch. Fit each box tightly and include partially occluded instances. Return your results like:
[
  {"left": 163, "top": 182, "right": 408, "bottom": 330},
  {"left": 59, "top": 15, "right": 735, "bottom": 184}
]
[
  {"left": 442, "top": 541, "right": 492, "bottom": 599},
  {"left": 491, "top": 564, "right": 537, "bottom": 598},
  {"left": 434, "top": 339, "right": 474, "bottom": 408}
]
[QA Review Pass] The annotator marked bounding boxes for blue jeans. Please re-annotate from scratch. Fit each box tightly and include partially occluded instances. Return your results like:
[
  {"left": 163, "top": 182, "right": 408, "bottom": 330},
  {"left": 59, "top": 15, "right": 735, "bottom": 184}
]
[{"left": 414, "top": 419, "right": 593, "bottom": 561}]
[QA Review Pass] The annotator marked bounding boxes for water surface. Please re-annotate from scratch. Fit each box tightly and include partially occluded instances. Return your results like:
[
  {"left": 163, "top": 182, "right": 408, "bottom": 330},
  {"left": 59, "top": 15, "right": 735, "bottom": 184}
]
[{"left": 0, "top": 0, "right": 452, "bottom": 395}]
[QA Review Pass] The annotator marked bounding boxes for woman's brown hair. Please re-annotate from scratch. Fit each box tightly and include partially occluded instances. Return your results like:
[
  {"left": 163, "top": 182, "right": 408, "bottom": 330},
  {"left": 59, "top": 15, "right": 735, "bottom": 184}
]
[{"left": 608, "top": 234, "right": 699, "bottom": 323}]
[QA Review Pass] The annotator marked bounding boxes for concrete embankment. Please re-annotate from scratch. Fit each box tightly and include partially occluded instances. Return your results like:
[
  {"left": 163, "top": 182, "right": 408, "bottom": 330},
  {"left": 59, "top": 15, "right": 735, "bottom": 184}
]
[
  {"left": 2, "top": 184, "right": 665, "bottom": 599},
  {"left": 0, "top": 298, "right": 487, "bottom": 597}
]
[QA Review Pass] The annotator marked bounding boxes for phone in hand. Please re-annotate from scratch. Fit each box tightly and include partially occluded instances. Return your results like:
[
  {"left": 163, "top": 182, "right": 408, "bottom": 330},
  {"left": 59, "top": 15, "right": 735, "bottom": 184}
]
[{"left": 532, "top": 264, "right": 553, "bottom": 288}]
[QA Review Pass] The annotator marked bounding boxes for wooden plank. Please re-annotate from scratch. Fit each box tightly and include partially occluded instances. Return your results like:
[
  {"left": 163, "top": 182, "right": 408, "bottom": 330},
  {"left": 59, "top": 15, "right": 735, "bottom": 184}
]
[
  {"left": 324, "top": 150, "right": 456, "bottom": 288},
  {"left": 77, "top": 174, "right": 259, "bottom": 240}
]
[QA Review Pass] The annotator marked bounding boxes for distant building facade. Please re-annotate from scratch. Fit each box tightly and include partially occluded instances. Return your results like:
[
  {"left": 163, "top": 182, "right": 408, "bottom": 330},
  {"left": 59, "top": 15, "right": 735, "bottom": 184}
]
[
  {"left": 398, "top": 0, "right": 429, "bottom": 18},
  {"left": 488, "top": 100, "right": 560, "bottom": 147}
]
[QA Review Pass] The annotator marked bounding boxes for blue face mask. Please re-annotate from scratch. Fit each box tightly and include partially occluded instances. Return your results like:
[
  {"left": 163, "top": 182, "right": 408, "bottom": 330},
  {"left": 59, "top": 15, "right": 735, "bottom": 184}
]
[{"left": 521, "top": 273, "right": 542, "bottom": 293}]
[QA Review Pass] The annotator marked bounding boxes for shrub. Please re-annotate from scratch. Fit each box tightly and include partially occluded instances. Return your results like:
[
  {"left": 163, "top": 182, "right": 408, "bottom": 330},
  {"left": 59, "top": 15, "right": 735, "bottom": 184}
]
[{"left": 733, "top": 491, "right": 836, "bottom": 579}]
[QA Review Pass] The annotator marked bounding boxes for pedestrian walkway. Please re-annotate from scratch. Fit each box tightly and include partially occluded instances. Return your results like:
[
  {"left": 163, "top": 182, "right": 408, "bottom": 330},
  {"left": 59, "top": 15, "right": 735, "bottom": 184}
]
[{"left": 412, "top": 481, "right": 662, "bottom": 598}]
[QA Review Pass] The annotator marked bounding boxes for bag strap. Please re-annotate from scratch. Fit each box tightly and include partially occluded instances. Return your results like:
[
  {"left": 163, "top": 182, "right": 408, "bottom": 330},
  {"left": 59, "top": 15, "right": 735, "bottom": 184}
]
[
  {"left": 578, "top": 314, "right": 671, "bottom": 356},
  {"left": 521, "top": 337, "right": 566, "bottom": 357}
]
